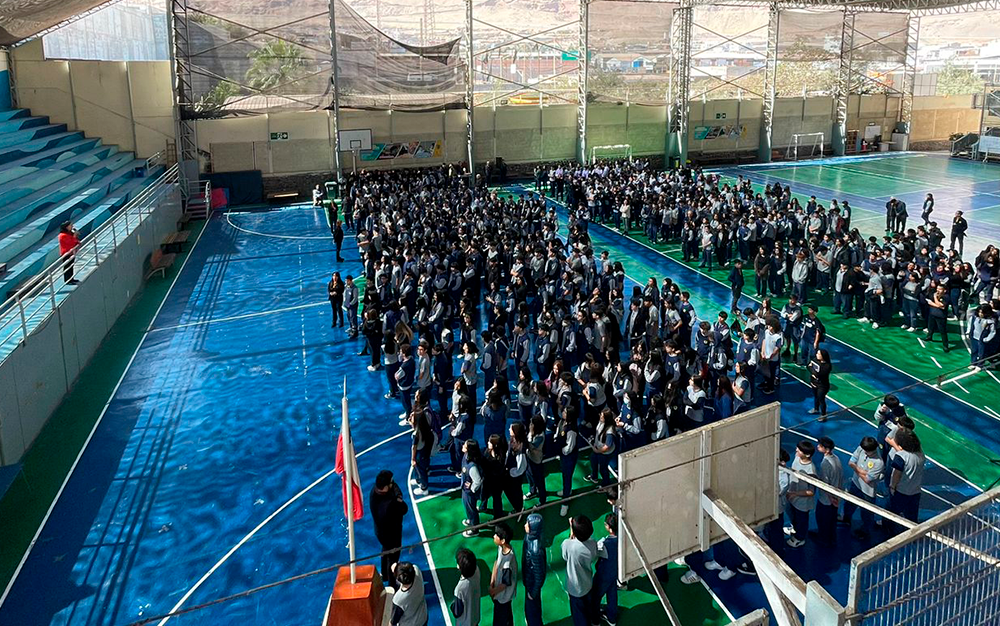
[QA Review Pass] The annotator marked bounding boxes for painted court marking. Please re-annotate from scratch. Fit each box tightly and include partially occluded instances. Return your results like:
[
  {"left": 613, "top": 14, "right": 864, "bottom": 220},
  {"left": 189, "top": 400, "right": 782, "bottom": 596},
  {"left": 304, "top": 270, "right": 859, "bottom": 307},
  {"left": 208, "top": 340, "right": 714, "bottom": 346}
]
[
  {"left": 148, "top": 301, "right": 329, "bottom": 333},
  {"left": 0, "top": 221, "right": 211, "bottom": 609},
  {"left": 158, "top": 429, "right": 412, "bottom": 626}
]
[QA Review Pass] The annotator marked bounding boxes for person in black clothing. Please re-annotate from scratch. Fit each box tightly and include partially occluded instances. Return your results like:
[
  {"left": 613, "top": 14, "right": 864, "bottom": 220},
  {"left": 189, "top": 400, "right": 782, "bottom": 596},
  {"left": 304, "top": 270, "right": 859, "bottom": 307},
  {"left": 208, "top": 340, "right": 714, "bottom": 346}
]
[
  {"left": 925, "top": 284, "right": 950, "bottom": 352},
  {"left": 334, "top": 220, "right": 345, "bottom": 262},
  {"left": 950, "top": 211, "right": 968, "bottom": 257},
  {"left": 370, "top": 470, "right": 409, "bottom": 587},
  {"left": 808, "top": 348, "right": 832, "bottom": 421},
  {"left": 328, "top": 272, "right": 345, "bottom": 328},
  {"left": 728, "top": 259, "right": 745, "bottom": 313}
]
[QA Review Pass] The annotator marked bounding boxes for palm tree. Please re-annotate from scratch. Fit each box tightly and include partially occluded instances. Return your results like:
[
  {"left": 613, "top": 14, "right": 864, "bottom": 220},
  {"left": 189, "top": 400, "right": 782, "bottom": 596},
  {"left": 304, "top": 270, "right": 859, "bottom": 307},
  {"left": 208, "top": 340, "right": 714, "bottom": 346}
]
[{"left": 245, "top": 40, "right": 308, "bottom": 93}]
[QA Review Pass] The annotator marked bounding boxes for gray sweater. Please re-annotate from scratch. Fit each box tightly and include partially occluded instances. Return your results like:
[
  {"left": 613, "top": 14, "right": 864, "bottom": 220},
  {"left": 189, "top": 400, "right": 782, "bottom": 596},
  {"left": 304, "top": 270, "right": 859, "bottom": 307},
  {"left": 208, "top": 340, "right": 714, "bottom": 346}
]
[{"left": 561, "top": 537, "right": 598, "bottom": 597}]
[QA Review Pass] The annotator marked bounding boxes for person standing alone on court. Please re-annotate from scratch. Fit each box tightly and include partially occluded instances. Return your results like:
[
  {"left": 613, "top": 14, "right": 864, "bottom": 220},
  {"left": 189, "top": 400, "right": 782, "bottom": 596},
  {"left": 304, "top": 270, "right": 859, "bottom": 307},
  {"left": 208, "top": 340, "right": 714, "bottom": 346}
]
[
  {"left": 334, "top": 220, "right": 346, "bottom": 262},
  {"left": 370, "top": 470, "right": 409, "bottom": 588}
]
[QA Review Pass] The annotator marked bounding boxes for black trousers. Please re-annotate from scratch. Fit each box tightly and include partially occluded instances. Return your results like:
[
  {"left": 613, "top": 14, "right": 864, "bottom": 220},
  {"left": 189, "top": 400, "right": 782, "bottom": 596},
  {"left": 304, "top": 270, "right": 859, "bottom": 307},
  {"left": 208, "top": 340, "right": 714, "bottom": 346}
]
[
  {"left": 380, "top": 540, "right": 400, "bottom": 587},
  {"left": 927, "top": 315, "right": 949, "bottom": 350}
]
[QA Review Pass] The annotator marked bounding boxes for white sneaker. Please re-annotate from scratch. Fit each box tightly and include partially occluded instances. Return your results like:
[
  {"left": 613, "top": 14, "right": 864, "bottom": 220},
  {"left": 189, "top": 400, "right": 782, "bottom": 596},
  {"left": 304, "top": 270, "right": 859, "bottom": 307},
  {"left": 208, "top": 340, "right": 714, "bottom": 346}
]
[
  {"left": 900, "top": 325, "right": 909, "bottom": 330},
  {"left": 857, "top": 317, "right": 869, "bottom": 323},
  {"left": 704, "top": 560, "right": 723, "bottom": 571},
  {"left": 463, "top": 529, "right": 477, "bottom": 538},
  {"left": 560, "top": 504, "right": 569, "bottom": 517},
  {"left": 462, "top": 519, "right": 472, "bottom": 527},
  {"left": 680, "top": 571, "right": 701, "bottom": 585},
  {"left": 413, "top": 487, "right": 428, "bottom": 496},
  {"left": 907, "top": 327, "right": 917, "bottom": 333},
  {"left": 399, "top": 418, "right": 409, "bottom": 426},
  {"left": 410, "top": 478, "right": 418, "bottom": 486},
  {"left": 787, "top": 537, "right": 805, "bottom": 548},
  {"left": 872, "top": 322, "right": 880, "bottom": 329},
  {"left": 719, "top": 568, "right": 736, "bottom": 581},
  {"left": 367, "top": 365, "right": 377, "bottom": 372},
  {"left": 783, "top": 526, "right": 794, "bottom": 536}
]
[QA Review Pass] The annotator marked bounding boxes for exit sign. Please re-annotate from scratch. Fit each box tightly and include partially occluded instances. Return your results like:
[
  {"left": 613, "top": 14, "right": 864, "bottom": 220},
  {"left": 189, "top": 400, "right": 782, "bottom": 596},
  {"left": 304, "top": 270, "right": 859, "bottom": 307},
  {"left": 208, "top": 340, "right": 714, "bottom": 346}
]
[{"left": 270, "top": 132, "right": 289, "bottom": 141}]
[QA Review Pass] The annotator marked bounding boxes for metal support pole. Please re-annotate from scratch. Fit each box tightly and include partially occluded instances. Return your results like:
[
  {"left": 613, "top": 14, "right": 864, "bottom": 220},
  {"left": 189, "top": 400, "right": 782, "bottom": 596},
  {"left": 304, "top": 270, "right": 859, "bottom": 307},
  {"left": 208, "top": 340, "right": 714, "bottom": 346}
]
[
  {"left": 759, "top": 3, "right": 779, "bottom": 162},
  {"left": 900, "top": 13, "right": 920, "bottom": 133},
  {"left": 576, "top": 0, "right": 589, "bottom": 164},
  {"left": 168, "top": 0, "right": 199, "bottom": 186},
  {"left": 833, "top": 9, "right": 855, "bottom": 157},
  {"left": 17, "top": 297, "right": 28, "bottom": 341},
  {"left": 465, "top": 0, "right": 475, "bottom": 185},
  {"left": 619, "top": 512, "right": 683, "bottom": 626},
  {"left": 46, "top": 273, "right": 57, "bottom": 310},
  {"left": 667, "top": 3, "right": 692, "bottom": 167},
  {"left": 1, "top": 46, "right": 16, "bottom": 109},
  {"left": 329, "top": 0, "right": 343, "bottom": 180}
]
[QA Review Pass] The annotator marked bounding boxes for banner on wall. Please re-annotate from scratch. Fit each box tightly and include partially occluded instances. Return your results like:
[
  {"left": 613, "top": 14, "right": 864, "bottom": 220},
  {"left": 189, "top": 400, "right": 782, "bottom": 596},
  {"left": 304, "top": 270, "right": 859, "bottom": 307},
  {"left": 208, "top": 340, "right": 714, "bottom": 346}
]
[
  {"left": 693, "top": 125, "right": 747, "bottom": 141},
  {"left": 360, "top": 140, "right": 444, "bottom": 161}
]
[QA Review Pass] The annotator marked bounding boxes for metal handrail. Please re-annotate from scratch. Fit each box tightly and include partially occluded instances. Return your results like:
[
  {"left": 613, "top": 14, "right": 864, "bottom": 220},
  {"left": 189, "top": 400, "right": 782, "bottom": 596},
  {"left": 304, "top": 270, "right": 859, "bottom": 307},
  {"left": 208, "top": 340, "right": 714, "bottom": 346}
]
[{"left": 0, "top": 164, "right": 180, "bottom": 354}]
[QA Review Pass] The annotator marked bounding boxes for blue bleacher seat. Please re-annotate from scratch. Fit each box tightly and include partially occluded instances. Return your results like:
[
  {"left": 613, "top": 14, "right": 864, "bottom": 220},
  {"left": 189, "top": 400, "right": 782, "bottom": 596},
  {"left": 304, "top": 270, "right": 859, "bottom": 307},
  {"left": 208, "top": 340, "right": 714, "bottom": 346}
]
[{"left": 0, "top": 108, "right": 166, "bottom": 297}]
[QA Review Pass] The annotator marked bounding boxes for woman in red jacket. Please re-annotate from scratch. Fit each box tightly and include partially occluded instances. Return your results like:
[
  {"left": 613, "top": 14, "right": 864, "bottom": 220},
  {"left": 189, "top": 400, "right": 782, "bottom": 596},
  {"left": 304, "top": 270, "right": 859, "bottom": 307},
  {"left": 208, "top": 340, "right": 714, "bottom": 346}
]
[{"left": 58, "top": 221, "right": 80, "bottom": 285}]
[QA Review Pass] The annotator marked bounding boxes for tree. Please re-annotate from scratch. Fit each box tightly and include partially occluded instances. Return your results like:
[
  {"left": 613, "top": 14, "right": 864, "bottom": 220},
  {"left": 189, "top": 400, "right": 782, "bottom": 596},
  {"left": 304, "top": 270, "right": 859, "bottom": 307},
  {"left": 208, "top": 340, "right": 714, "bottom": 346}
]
[
  {"left": 936, "top": 62, "right": 985, "bottom": 97},
  {"left": 245, "top": 40, "right": 308, "bottom": 93},
  {"left": 197, "top": 80, "right": 241, "bottom": 112}
]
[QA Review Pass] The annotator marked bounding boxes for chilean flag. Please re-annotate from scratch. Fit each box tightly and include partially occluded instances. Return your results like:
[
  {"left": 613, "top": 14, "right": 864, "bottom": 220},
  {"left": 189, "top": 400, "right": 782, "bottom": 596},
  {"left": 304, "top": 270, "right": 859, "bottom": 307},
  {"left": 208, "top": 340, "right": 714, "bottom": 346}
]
[{"left": 335, "top": 415, "right": 364, "bottom": 522}]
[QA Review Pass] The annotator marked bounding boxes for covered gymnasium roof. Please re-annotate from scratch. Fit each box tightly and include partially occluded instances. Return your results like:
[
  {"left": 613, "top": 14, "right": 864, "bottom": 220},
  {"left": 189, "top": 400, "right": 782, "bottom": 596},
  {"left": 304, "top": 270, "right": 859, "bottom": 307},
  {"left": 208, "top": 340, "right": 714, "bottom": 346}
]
[{"left": 1, "top": 0, "right": 999, "bottom": 47}]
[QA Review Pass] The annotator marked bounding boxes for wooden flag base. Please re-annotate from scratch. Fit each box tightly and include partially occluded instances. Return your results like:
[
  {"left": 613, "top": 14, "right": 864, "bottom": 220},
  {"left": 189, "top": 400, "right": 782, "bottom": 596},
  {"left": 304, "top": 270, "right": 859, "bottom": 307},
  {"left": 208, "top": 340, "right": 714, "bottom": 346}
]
[{"left": 325, "top": 565, "right": 385, "bottom": 626}]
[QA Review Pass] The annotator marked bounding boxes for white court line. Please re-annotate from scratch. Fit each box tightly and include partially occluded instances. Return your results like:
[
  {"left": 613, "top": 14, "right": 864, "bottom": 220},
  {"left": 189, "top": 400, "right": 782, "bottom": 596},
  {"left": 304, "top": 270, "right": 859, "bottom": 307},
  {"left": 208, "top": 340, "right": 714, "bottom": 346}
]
[
  {"left": 986, "top": 369, "right": 1000, "bottom": 388},
  {"left": 224, "top": 206, "right": 335, "bottom": 241},
  {"left": 938, "top": 369, "right": 979, "bottom": 387},
  {"left": 148, "top": 301, "right": 328, "bottom": 332},
  {"left": 931, "top": 356, "right": 943, "bottom": 369},
  {"left": 917, "top": 337, "right": 926, "bottom": 348},
  {"left": 954, "top": 381, "right": 970, "bottom": 394},
  {"left": 407, "top": 465, "right": 454, "bottom": 626},
  {"left": 157, "top": 429, "right": 411, "bottom": 626},
  {"left": 985, "top": 406, "right": 1000, "bottom": 420},
  {"left": 0, "top": 218, "right": 211, "bottom": 609},
  {"left": 414, "top": 485, "right": 461, "bottom": 503}
]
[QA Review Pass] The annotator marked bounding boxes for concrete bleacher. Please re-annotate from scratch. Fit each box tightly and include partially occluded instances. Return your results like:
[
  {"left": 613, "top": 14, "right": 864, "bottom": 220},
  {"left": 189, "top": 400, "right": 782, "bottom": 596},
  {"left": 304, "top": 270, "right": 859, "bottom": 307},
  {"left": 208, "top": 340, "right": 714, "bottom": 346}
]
[{"left": 0, "top": 107, "right": 164, "bottom": 297}]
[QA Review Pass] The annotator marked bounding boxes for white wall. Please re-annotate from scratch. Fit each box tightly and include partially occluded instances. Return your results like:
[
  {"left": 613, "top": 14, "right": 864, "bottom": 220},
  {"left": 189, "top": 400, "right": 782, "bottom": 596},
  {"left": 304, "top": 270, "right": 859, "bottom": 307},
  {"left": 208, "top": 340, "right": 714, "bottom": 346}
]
[{"left": 12, "top": 39, "right": 175, "bottom": 158}]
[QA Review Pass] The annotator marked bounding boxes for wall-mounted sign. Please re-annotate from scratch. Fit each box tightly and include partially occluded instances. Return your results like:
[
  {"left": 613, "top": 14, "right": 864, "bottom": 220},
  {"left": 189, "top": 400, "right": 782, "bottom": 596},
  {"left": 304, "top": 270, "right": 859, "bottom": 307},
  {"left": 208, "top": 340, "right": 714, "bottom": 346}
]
[
  {"left": 693, "top": 125, "right": 747, "bottom": 141},
  {"left": 715, "top": 112, "right": 727, "bottom": 119},
  {"left": 360, "top": 140, "right": 444, "bottom": 161},
  {"left": 270, "top": 132, "right": 289, "bottom": 141}
]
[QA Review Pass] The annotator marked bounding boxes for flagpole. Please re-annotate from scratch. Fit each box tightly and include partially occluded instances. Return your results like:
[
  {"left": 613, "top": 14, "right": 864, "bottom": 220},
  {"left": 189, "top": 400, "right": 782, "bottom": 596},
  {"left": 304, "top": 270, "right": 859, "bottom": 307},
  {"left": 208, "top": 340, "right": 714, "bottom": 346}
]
[{"left": 342, "top": 378, "right": 357, "bottom": 584}]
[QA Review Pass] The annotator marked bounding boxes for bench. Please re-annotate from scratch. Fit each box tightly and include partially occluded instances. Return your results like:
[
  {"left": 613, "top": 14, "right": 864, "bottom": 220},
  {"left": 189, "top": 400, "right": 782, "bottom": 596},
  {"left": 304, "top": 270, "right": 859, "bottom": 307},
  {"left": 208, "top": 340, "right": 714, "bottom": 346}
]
[
  {"left": 160, "top": 230, "right": 191, "bottom": 254},
  {"left": 266, "top": 190, "right": 300, "bottom": 204},
  {"left": 177, "top": 213, "right": 192, "bottom": 231},
  {"left": 146, "top": 248, "right": 176, "bottom": 280}
]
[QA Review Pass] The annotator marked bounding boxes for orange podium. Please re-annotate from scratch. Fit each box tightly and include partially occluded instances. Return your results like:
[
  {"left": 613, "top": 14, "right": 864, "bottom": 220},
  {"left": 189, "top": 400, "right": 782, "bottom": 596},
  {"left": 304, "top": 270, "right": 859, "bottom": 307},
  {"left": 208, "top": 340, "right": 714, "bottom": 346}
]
[{"left": 325, "top": 565, "right": 386, "bottom": 626}]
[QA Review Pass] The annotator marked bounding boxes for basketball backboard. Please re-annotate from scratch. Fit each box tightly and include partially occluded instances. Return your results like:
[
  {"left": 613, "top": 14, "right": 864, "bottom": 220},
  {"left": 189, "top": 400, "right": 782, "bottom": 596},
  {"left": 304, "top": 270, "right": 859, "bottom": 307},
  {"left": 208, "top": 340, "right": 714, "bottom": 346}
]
[
  {"left": 338, "top": 129, "right": 373, "bottom": 152},
  {"left": 617, "top": 402, "right": 781, "bottom": 582}
]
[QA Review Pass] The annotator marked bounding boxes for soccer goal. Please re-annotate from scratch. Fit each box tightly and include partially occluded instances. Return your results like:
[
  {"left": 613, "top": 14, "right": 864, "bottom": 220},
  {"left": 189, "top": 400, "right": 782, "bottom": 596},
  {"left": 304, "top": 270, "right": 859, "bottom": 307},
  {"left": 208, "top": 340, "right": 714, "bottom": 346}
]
[
  {"left": 590, "top": 143, "right": 632, "bottom": 163},
  {"left": 785, "top": 132, "right": 825, "bottom": 161}
]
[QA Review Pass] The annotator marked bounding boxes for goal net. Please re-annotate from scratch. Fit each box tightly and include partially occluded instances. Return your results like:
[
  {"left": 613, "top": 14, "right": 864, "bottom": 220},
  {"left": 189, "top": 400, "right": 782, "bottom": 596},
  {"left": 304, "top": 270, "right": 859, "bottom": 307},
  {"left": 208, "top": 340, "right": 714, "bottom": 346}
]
[
  {"left": 785, "top": 132, "right": 824, "bottom": 161},
  {"left": 590, "top": 144, "right": 632, "bottom": 163}
]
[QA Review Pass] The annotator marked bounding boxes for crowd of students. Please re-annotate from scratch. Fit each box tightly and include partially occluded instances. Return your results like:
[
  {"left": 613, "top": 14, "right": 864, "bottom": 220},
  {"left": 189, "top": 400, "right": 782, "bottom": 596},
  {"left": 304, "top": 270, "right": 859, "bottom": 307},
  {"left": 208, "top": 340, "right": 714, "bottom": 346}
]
[{"left": 330, "top": 160, "right": 947, "bottom": 626}]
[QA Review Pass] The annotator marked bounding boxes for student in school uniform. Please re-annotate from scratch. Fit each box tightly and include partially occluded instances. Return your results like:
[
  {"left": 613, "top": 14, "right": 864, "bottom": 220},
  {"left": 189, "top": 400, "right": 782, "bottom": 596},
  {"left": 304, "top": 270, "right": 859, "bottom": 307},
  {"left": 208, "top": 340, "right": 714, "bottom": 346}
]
[
  {"left": 840, "top": 436, "right": 883, "bottom": 541},
  {"left": 489, "top": 522, "right": 518, "bottom": 626},
  {"left": 556, "top": 406, "right": 580, "bottom": 517},
  {"left": 389, "top": 562, "right": 428, "bottom": 626},
  {"left": 525, "top": 416, "right": 547, "bottom": 504},
  {"left": 562, "top": 515, "right": 598, "bottom": 626},
  {"left": 521, "top": 514, "right": 547, "bottom": 626},
  {"left": 593, "top": 512, "right": 620, "bottom": 626},
  {"left": 760, "top": 319, "right": 784, "bottom": 394},
  {"left": 461, "top": 440, "right": 484, "bottom": 538},
  {"left": 888, "top": 430, "right": 925, "bottom": 525},
  {"left": 396, "top": 344, "right": 417, "bottom": 423},
  {"left": 814, "top": 437, "right": 843, "bottom": 547},
  {"left": 786, "top": 440, "right": 817, "bottom": 548},
  {"left": 808, "top": 349, "right": 832, "bottom": 421},
  {"left": 451, "top": 547, "right": 482, "bottom": 626},
  {"left": 588, "top": 408, "right": 617, "bottom": 486}
]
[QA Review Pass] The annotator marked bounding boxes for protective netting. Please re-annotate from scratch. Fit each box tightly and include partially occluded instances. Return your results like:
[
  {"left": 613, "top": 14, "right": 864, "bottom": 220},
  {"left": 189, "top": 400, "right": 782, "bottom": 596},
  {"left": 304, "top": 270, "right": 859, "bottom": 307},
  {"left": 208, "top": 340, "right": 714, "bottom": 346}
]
[
  {"left": 587, "top": 0, "right": 675, "bottom": 105},
  {"left": 185, "top": 0, "right": 334, "bottom": 115},
  {"left": 776, "top": 9, "right": 842, "bottom": 96},
  {"left": 335, "top": 0, "right": 466, "bottom": 110},
  {"left": 689, "top": 6, "right": 768, "bottom": 100},
  {"left": 0, "top": 0, "right": 108, "bottom": 45},
  {"left": 471, "top": 0, "right": 578, "bottom": 107},
  {"left": 849, "top": 12, "right": 909, "bottom": 94},
  {"left": 182, "top": 0, "right": 466, "bottom": 115}
]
